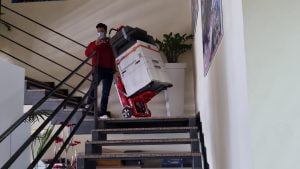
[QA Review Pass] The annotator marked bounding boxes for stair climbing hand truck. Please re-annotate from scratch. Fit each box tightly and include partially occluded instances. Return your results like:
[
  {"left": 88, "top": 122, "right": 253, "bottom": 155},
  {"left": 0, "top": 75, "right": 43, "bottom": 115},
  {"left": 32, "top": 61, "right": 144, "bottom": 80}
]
[
  {"left": 109, "top": 26, "right": 172, "bottom": 118},
  {"left": 115, "top": 75, "right": 159, "bottom": 118}
]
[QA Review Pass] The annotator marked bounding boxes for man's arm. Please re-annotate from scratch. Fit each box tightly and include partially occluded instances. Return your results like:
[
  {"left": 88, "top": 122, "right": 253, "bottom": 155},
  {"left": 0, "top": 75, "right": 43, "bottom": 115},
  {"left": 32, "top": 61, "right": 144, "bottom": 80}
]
[{"left": 85, "top": 41, "right": 96, "bottom": 57}]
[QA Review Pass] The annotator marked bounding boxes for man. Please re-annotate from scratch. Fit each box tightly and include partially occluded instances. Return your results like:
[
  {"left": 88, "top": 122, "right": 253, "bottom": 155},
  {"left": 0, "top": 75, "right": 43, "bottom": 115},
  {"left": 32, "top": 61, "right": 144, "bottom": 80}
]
[{"left": 85, "top": 23, "right": 115, "bottom": 119}]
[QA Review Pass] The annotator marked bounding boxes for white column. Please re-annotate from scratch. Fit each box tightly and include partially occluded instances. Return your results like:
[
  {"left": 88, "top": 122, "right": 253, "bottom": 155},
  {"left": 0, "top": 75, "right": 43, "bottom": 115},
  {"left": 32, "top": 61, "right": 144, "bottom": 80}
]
[{"left": 0, "top": 60, "right": 30, "bottom": 168}]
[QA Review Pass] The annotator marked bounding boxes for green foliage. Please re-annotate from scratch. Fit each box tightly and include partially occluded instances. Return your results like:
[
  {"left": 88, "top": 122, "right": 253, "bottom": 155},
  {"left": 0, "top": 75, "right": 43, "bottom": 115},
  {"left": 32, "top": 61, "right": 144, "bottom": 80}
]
[
  {"left": 31, "top": 124, "right": 55, "bottom": 159},
  {"left": 36, "top": 124, "right": 55, "bottom": 157},
  {"left": 155, "top": 32, "right": 194, "bottom": 63},
  {"left": 25, "top": 109, "right": 53, "bottom": 159},
  {"left": 24, "top": 110, "right": 51, "bottom": 123}
]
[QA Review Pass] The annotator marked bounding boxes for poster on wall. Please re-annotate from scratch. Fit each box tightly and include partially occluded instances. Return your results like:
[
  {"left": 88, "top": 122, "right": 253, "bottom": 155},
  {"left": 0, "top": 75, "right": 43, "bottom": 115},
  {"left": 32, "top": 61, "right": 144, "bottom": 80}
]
[{"left": 201, "top": 0, "right": 224, "bottom": 76}]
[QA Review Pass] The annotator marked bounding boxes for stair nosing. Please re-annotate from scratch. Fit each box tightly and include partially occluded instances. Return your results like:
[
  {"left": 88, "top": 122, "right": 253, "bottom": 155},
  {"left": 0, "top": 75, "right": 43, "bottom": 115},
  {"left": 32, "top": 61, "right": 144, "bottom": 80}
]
[
  {"left": 83, "top": 116, "right": 196, "bottom": 122},
  {"left": 26, "top": 89, "right": 47, "bottom": 92},
  {"left": 92, "top": 126, "right": 198, "bottom": 133},
  {"left": 64, "top": 108, "right": 85, "bottom": 111},
  {"left": 87, "top": 138, "right": 199, "bottom": 145},
  {"left": 46, "top": 98, "right": 64, "bottom": 102},
  {"left": 99, "top": 116, "right": 195, "bottom": 121},
  {"left": 78, "top": 152, "right": 201, "bottom": 159}
]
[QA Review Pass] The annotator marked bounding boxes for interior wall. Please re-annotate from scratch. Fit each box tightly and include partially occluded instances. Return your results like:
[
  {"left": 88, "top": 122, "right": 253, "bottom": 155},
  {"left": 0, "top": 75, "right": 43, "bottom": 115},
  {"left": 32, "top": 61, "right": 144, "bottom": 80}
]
[
  {"left": 243, "top": 0, "right": 300, "bottom": 169},
  {"left": 194, "top": 0, "right": 251, "bottom": 169},
  {"left": 0, "top": 60, "right": 30, "bottom": 168},
  {"left": 0, "top": 0, "right": 195, "bottom": 116}
]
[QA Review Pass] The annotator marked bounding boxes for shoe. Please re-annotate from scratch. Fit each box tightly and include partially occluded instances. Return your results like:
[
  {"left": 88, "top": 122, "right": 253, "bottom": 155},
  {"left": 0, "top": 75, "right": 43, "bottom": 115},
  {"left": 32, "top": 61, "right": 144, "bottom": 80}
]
[
  {"left": 99, "top": 115, "right": 109, "bottom": 119},
  {"left": 106, "top": 111, "right": 112, "bottom": 118}
]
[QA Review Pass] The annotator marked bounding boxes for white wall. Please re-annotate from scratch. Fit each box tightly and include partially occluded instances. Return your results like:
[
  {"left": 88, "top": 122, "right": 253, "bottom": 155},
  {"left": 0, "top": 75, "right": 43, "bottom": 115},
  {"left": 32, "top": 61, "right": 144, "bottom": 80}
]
[
  {"left": 194, "top": 0, "right": 251, "bottom": 169},
  {"left": 0, "top": 0, "right": 195, "bottom": 116},
  {"left": 243, "top": 0, "right": 300, "bottom": 169},
  {"left": 0, "top": 60, "right": 30, "bottom": 168}
]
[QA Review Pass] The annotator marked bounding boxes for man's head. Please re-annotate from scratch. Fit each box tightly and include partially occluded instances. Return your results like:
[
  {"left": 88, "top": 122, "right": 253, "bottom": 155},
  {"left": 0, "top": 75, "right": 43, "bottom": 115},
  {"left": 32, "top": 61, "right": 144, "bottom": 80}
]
[
  {"left": 96, "top": 23, "right": 107, "bottom": 40},
  {"left": 96, "top": 23, "right": 107, "bottom": 33}
]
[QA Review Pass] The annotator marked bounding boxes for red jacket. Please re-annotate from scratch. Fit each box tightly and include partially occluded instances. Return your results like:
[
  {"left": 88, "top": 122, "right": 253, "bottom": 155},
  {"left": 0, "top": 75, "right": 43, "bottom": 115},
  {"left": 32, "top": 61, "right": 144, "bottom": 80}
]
[{"left": 85, "top": 39, "right": 115, "bottom": 70}]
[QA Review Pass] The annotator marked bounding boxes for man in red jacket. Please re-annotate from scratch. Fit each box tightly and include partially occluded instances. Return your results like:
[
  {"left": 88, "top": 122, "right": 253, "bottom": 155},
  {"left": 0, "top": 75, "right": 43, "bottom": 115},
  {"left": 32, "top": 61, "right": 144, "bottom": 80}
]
[{"left": 85, "top": 23, "right": 115, "bottom": 119}]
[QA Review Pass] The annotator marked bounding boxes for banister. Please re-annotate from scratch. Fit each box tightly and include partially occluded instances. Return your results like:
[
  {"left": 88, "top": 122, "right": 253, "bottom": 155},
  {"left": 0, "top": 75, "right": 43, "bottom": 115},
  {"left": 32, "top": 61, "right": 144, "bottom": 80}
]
[
  {"left": 0, "top": 34, "right": 91, "bottom": 82},
  {"left": 1, "top": 70, "right": 92, "bottom": 169},
  {"left": 28, "top": 79, "right": 95, "bottom": 168},
  {"left": 0, "top": 19, "right": 92, "bottom": 67},
  {"left": 0, "top": 49, "right": 86, "bottom": 95},
  {"left": 0, "top": 51, "right": 94, "bottom": 144}
]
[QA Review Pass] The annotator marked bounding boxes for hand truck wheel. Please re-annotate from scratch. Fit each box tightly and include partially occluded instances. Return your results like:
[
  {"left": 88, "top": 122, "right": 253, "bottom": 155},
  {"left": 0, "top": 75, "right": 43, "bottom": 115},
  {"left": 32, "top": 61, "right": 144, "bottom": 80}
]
[{"left": 122, "top": 107, "right": 133, "bottom": 118}]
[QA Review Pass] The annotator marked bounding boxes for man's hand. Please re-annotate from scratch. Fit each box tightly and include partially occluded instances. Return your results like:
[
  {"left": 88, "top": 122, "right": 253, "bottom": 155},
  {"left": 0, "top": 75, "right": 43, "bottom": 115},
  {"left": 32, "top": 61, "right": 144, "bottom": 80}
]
[{"left": 96, "top": 38, "right": 107, "bottom": 45}]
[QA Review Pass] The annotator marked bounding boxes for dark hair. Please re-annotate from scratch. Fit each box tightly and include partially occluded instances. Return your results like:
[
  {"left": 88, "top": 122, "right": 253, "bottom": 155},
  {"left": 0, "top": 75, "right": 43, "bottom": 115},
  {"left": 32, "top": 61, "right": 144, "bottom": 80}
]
[{"left": 96, "top": 23, "right": 107, "bottom": 30}]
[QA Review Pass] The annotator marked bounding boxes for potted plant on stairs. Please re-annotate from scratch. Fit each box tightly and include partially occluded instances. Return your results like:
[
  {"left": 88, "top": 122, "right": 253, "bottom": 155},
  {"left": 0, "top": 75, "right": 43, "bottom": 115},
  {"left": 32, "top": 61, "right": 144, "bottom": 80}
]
[{"left": 155, "top": 32, "right": 193, "bottom": 116}]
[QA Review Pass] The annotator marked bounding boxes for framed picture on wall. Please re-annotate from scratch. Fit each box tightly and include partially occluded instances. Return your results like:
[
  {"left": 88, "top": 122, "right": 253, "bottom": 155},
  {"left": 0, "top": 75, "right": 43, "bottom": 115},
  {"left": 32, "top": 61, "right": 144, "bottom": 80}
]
[{"left": 201, "top": 0, "right": 224, "bottom": 76}]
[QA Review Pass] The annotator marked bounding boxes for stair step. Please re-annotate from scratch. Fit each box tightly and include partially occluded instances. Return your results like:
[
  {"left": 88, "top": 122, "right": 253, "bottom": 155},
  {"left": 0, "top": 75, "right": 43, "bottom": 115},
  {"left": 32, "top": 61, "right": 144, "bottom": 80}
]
[
  {"left": 25, "top": 77, "right": 55, "bottom": 89},
  {"left": 92, "top": 127, "right": 198, "bottom": 134},
  {"left": 30, "top": 98, "right": 62, "bottom": 112},
  {"left": 98, "top": 115, "right": 195, "bottom": 122},
  {"left": 25, "top": 89, "right": 80, "bottom": 106},
  {"left": 87, "top": 138, "right": 199, "bottom": 146},
  {"left": 83, "top": 115, "right": 196, "bottom": 130},
  {"left": 78, "top": 152, "right": 201, "bottom": 160},
  {"left": 51, "top": 107, "right": 84, "bottom": 125}
]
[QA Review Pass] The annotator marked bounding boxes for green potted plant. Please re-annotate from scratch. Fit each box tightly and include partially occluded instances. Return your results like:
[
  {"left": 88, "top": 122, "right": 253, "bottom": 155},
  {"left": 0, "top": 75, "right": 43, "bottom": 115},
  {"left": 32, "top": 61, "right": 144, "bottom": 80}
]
[
  {"left": 155, "top": 32, "right": 193, "bottom": 116},
  {"left": 24, "top": 110, "right": 52, "bottom": 159},
  {"left": 155, "top": 32, "right": 193, "bottom": 63}
]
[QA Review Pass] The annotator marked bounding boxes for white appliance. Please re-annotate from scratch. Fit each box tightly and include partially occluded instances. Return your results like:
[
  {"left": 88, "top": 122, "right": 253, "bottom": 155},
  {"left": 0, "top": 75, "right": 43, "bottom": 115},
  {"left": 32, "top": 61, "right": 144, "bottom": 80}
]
[{"left": 115, "top": 40, "right": 172, "bottom": 97}]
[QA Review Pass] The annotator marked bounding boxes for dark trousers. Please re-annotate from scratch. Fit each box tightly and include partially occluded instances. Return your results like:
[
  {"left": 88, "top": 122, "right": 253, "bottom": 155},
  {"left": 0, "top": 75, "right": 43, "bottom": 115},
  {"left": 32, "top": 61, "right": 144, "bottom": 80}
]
[{"left": 87, "top": 67, "right": 114, "bottom": 115}]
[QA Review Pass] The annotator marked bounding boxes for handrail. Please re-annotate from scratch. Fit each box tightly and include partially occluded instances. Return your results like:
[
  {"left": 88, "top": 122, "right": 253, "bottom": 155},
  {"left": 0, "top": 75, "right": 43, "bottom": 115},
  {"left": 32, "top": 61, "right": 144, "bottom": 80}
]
[
  {"left": 0, "top": 4, "right": 87, "bottom": 48},
  {"left": 0, "top": 34, "right": 91, "bottom": 82},
  {"left": 0, "top": 4, "right": 102, "bottom": 168},
  {"left": 0, "top": 52, "right": 94, "bottom": 144},
  {"left": 1, "top": 70, "right": 92, "bottom": 169},
  {"left": 0, "top": 19, "right": 92, "bottom": 67},
  {"left": 0, "top": 50, "right": 86, "bottom": 95},
  {"left": 28, "top": 81, "right": 95, "bottom": 168},
  {"left": 47, "top": 105, "right": 92, "bottom": 169}
]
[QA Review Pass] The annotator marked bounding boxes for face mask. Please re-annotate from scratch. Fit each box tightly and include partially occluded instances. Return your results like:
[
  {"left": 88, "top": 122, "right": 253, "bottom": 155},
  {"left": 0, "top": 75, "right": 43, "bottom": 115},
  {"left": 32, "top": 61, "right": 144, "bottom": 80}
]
[{"left": 97, "top": 32, "right": 106, "bottom": 39}]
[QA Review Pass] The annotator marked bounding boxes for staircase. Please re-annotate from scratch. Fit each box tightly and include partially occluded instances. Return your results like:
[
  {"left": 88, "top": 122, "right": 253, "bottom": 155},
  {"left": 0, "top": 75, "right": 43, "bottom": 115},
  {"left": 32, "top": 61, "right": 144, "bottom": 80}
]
[
  {"left": 77, "top": 116, "right": 203, "bottom": 169},
  {"left": 1, "top": 4, "right": 209, "bottom": 168},
  {"left": 24, "top": 77, "right": 206, "bottom": 169},
  {"left": 25, "top": 76, "right": 85, "bottom": 123}
]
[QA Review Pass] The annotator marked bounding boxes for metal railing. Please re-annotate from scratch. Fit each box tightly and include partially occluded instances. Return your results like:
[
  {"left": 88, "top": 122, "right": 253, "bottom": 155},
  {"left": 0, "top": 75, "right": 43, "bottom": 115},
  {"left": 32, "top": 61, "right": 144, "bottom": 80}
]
[
  {"left": 0, "top": 19, "right": 92, "bottom": 66},
  {"left": 1, "top": 4, "right": 87, "bottom": 48},
  {"left": 0, "top": 52, "right": 98, "bottom": 169},
  {"left": 0, "top": 4, "right": 100, "bottom": 168}
]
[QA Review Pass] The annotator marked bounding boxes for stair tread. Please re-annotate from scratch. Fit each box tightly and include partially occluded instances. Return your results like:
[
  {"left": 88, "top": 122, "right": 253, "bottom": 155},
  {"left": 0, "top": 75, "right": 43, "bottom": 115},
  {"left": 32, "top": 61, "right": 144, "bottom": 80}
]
[
  {"left": 64, "top": 108, "right": 86, "bottom": 112},
  {"left": 94, "top": 126, "right": 197, "bottom": 131},
  {"left": 93, "top": 126, "right": 198, "bottom": 133},
  {"left": 87, "top": 138, "right": 199, "bottom": 145},
  {"left": 83, "top": 115, "right": 196, "bottom": 122},
  {"left": 26, "top": 89, "right": 47, "bottom": 92},
  {"left": 47, "top": 98, "right": 64, "bottom": 101},
  {"left": 78, "top": 152, "right": 201, "bottom": 159},
  {"left": 99, "top": 115, "right": 195, "bottom": 121}
]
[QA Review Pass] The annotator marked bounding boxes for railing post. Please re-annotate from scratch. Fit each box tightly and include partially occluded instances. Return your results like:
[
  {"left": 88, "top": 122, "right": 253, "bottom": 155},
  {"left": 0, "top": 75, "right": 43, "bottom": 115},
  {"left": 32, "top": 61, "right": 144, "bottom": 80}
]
[{"left": 93, "top": 53, "right": 99, "bottom": 129}]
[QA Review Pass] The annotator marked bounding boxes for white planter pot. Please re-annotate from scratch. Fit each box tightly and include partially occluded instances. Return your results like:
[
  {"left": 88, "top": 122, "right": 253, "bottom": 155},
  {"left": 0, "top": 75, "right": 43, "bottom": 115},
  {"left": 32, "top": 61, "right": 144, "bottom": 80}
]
[{"left": 164, "top": 63, "right": 186, "bottom": 116}]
